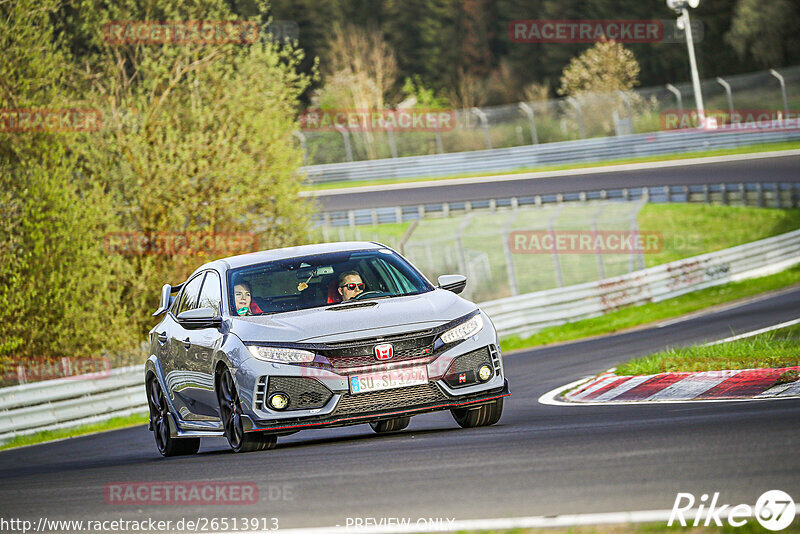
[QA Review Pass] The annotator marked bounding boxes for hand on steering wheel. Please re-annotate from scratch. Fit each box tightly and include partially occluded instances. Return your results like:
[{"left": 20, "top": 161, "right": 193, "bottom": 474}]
[{"left": 352, "top": 290, "right": 382, "bottom": 300}]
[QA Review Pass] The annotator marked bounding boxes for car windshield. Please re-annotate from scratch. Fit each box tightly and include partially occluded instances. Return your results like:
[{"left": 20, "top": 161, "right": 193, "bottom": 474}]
[{"left": 226, "top": 248, "right": 434, "bottom": 316}]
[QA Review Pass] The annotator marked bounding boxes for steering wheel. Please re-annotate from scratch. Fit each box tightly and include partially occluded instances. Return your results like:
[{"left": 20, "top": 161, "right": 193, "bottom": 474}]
[{"left": 352, "top": 290, "right": 384, "bottom": 300}]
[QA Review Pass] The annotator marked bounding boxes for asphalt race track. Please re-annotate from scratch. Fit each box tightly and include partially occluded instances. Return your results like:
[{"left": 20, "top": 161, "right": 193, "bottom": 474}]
[
  {"left": 2, "top": 287, "right": 799, "bottom": 530},
  {"left": 313, "top": 152, "right": 800, "bottom": 212}
]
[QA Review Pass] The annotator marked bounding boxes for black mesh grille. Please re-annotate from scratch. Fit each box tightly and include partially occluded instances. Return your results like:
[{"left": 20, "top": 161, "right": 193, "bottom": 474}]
[
  {"left": 444, "top": 346, "right": 495, "bottom": 388},
  {"left": 447, "top": 347, "right": 492, "bottom": 375},
  {"left": 332, "top": 383, "right": 448, "bottom": 416},
  {"left": 257, "top": 376, "right": 333, "bottom": 411},
  {"left": 317, "top": 331, "right": 436, "bottom": 369}
]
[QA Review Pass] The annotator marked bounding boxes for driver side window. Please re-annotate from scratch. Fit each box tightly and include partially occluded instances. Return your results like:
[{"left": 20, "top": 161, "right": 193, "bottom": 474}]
[{"left": 175, "top": 274, "right": 204, "bottom": 316}]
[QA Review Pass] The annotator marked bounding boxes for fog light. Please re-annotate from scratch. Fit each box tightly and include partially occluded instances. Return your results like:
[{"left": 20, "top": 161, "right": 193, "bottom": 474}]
[
  {"left": 478, "top": 365, "right": 492, "bottom": 381},
  {"left": 269, "top": 393, "right": 289, "bottom": 410}
]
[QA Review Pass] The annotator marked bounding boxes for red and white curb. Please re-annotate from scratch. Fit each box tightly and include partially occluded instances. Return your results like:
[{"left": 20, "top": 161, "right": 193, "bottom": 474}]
[
  {"left": 540, "top": 319, "right": 800, "bottom": 406},
  {"left": 540, "top": 367, "right": 800, "bottom": 407},
  {"left": 563, "top": 366, "right": 800, "bottom": 404}
]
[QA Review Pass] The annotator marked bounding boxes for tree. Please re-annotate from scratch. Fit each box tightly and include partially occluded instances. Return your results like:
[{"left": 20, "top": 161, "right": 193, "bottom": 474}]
[
  {"left": 726, "top": 0, "right": 800, "bottom": 68},
  {"left": 558, "top": 40, "right": 640, "bottom": 96},
  {"left": 0, "top": 0, "right": 128, "bottom": 366},
  {"left": 558, "top": 40, "right": 641, "bottom": 137}
]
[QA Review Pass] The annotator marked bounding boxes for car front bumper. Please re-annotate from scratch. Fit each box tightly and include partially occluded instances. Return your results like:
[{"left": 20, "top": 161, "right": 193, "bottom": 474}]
[{"left": 235, "top": 318, "right": 509, "bottom": 433}]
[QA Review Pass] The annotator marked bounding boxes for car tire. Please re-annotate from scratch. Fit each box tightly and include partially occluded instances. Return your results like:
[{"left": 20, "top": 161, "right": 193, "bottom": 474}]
[
  {"left": 451, "top": 398, "right": 503, "bottom": 428},
  {"left": 146, "top": 375, "right": 201, "bottom": 457},
  {"left": 217, "top": 368, "right": 277, "bottom": 453},
  {"left": 369, "top": 416, "right": 411, "bottom": 433}
]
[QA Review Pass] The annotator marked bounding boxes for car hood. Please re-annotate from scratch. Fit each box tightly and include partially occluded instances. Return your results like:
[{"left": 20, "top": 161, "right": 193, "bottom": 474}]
[{"left": 231, "top": 290, "right": 477, "bottom": 344}]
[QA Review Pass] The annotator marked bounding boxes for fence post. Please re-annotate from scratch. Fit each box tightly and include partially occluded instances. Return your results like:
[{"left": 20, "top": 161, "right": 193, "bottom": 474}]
[
  {"left": 566, "top": 97, "right": 586, "bottom": 139},
  {"left": 548, "top": 205, "right": 564, "bottom": 287},
  {"left": 770, "top": 69, "right": 790, "bottom": 116},
  {"left": 434, "top": 125, "right": 444, "bottom": 154},
  {"left": 591, "top": 204, "right": 606, "bottom": 280},
  {"left": 502, "top": 212, "right": 520, "bottom": 296},
  {"left": 716, "top": 77, "right": 734, "bottom": 118},
  {"left": 471, "top": 108, "right": 492, "bottom": 149},
  {"left": 518, "top": 102, "right": 539, "bottom": 144},
  {"left": 398, "top": 220, "right": 419, "bottom": 255},
  {"left": 666, "top": 84, "right": 683, "bottom": 113},
  {"left": 335, "top": 125, "right": 353, "bottom": 162},
  {"left": 387, "top": 125, "right": 398, "bottom": 158},
  {"left": 292, "top": 130, "right": 308, "bottom": 166}
]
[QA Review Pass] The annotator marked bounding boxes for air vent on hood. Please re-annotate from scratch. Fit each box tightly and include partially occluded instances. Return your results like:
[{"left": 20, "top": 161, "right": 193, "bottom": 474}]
[{"left": 326, "top": 301, "right": 379, "bottom": 311}]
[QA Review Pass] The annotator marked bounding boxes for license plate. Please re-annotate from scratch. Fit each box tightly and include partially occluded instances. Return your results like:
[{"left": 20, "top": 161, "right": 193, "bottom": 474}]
[{"left": 349, "top": 366, "right": 428, "bottom": 394}]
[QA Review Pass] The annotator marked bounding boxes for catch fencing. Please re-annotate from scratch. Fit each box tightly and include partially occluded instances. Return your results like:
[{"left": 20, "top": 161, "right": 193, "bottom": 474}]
[
  {"left": 304, "top": 127, "right": 800, "bottom": 184},
  {"left": 482, "top": 228, "right": 800, "bottom": 338},
  {"left": 300, "top": 65, "right": 800, "bottom": 181},
  {"left": 2, "top": 229, "right": 799, "bottom": 441}
]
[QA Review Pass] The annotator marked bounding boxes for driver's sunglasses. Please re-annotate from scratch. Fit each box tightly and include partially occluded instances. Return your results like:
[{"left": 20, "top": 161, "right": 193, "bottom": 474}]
[{"left": 340, "top": 282, "right": 365, "bottom": 291}]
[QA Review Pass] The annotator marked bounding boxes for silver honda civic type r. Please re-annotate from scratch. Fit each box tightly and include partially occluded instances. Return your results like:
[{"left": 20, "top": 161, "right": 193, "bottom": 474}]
[{"left": 145, "top": 242, "right": 509, "bottom": 455}]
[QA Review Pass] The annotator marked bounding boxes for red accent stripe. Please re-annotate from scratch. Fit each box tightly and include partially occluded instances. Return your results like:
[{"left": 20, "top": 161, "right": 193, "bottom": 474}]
[
  {"left": 580, "top": 377, "right": 633, "bottom": 400},
  {"left": 695, "top": 367, "right": 794, "bottom": 399},
  {"left": 611, "top": 373, "right": 688, "bottom": 401},
  {"left": 247, "top": 393, "right": 510, "bottom": 432}
]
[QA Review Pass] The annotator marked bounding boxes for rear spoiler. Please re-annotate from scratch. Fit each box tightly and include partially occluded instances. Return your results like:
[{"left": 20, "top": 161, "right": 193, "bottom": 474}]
[{"left": 152, "top": 282, "right": 184, "bottom": 317}]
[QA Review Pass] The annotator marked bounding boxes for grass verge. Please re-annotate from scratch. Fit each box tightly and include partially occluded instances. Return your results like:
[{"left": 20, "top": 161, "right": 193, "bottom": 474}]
[
  {"left": 302, "top": 141, "right": 800, "bottom": 192},
  {"left": 0, "top": 412, "right": 148, "bottom": 451},
  {"left": 616, "top": 322, "right": 800, "bottom": 375},
  {"left": 500, "top": 264, "right": 800, "bottom": 353}
]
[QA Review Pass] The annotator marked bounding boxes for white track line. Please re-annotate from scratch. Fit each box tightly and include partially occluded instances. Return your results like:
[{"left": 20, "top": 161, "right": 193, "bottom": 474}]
[
  {"left": 266, "top": 510, "right": 676, "bottom": 534},
  {"left": 702, "top": 317, "right": 800, "bottom": 346},
  {"left": 264, "top": 509, "right": 800, "bottom": 534},
  {"left": 301, "top": 149, "right": 800, "bottom": 197}
]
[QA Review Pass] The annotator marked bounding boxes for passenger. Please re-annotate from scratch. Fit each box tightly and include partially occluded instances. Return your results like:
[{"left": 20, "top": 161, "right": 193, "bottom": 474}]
[
  {"left": 337, "top": 270, "right": 365, "bottom": 301},
  {"left": 233, "top": 281, "right": 263, "bottom": 315}
]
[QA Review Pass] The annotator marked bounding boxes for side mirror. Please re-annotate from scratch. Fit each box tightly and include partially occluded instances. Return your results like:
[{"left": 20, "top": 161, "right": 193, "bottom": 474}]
[
  {"left": 177, "top": 307, "right": 223, "bottom": 329},
  {"left": 152, "top": 284, "right": 172, "bottom": 317},
  {"left": 437, "top": 274, "right": 467, "bottom": 294}
]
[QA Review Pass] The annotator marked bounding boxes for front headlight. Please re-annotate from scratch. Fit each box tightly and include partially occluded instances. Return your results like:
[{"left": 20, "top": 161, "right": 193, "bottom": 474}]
[
  {"left": 247, "top": 345, "right": 315, "bottom": 364},
  {"left": 440, "top": 314, "right": 484, "bottom": 344}
]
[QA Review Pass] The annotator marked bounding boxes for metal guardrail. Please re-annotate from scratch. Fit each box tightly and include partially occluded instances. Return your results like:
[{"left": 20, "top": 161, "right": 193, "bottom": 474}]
[
  {"left": 482, "top": 229, "right": 800, "bottom": 338},
  {"left": 317, "top": 181, "right": 800, "bottom": 227},
  {"left": 303, "top": 128, "right": 800, "bottom": 185},
  {"left": 0, "top": 365, "right": 145, "bottom": 442},
  {"left": 2, "top": 229, "right": 799, "bottom": 441}
]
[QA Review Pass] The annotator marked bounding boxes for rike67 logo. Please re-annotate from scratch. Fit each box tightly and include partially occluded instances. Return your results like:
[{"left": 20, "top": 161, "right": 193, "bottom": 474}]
[{"left": 669, "top": 490, "right": 796, "bottom": 531}]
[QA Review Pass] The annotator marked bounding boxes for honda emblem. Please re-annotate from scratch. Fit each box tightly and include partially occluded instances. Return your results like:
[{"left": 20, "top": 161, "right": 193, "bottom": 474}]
[{"left": 374, "top": 343, "right": 393, "bottom": 360}]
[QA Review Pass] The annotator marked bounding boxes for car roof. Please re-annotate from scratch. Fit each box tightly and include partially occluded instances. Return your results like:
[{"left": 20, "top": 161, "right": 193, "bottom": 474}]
[{"left": 193, "top": 241, "right": 388, "bottom": 275}]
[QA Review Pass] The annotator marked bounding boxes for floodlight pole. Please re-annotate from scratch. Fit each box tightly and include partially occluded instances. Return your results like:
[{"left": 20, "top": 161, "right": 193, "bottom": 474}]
[
  {"left": 668, "top": 0, "right": 705, "bottom": 126},
  {"left": 681, "top": 7, "right": 704, "bottom": 124}
]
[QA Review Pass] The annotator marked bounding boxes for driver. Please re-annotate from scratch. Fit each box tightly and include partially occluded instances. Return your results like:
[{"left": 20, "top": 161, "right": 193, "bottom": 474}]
[{"left": 337, "top": 270, "right": 365, "bottom": 301}]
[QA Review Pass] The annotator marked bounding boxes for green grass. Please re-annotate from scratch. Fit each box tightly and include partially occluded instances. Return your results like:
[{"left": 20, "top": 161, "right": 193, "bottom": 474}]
[
  {"left": 302, "top": 140, "right": 800, "bottom": 191},
  {"left": 639, "top": 204, "right": 800, "bottom": 267},
  {"left": 616, "top": 323, "right": 800, "bottom": 375},
  {"left": 500, "top": 264, "right": 800, "bottom": 352},
  {"left": 322, "top": 203, "right": 800, "bottom": 303},
  {"left": 0, "top": 412, "right": 148, "bottom": 451}
]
